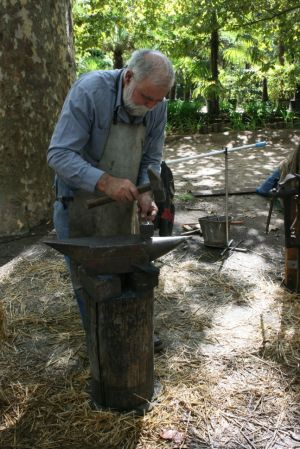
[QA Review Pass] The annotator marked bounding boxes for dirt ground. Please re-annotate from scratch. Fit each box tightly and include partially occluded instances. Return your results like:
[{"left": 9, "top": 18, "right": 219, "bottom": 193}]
[
  {"left": 165, "top": 128, "right": 300, "bottom": 282},
  {"left": 1, "top": 128, "right": 300, "bottom": 449}
]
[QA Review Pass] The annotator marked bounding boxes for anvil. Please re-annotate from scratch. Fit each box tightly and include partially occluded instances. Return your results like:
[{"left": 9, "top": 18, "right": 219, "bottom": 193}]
[{"left": 43, "top": 235, "right": 187, "bottom": 273}]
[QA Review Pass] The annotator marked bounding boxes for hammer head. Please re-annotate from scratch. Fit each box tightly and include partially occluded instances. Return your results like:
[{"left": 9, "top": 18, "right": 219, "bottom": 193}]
[{"left": 147, "top": 166, "right": 166, "bottom": 203}]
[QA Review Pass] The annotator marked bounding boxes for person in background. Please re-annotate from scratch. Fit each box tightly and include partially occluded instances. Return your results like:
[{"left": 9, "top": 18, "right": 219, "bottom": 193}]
[
  {"left": 256, "top": 145, "right": 300, "bottom": 196},
  {"left": 47, "top": 49, "right": 175, "bottom": 351},
  {"left": 256, "top": 168, "right": 281, "bottom": 196}
]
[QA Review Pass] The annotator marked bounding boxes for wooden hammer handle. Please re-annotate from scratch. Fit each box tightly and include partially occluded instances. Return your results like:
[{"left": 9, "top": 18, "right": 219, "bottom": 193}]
[{"left": 86, "top": 183, "right": 151, "bottom": 209}]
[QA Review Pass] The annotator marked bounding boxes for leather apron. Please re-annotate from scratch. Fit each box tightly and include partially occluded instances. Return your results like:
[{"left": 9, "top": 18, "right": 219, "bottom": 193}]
[{"left": 68, "top": 121, "right": 145, "bottom": 238}]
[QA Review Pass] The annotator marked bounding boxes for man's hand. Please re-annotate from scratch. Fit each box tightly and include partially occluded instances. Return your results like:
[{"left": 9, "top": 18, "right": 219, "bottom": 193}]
[
  {"left": 96, "top": 173, "right": 139, "bottom": 202},
  {"left": 138, "top": 192, "right": 158, "bottom": 221}
]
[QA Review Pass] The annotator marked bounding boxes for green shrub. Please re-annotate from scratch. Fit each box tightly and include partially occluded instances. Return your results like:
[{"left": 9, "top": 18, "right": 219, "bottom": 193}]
[
  {"left": 166, "top": 99, "right": 297, "bottom": 134},
  {"left": 76, "top": 51, "right": 113, "bottom": 76},
  {"left": 166, "top": 100, "right": 206, "bottom": 134},
  {"left": 242, "top": 100, "right": 275, "bottom": 129}
]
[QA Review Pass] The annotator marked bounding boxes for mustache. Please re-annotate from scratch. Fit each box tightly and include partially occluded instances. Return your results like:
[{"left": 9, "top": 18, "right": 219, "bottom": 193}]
[
  {"left": 125, "top": 103, "right": 150, "bottom": 116},
  {"left": 123, "top": 83, "right": 151, "bottom": 116}
]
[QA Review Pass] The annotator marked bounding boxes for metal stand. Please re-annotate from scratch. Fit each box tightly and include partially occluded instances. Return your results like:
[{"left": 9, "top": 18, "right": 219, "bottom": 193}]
[
  {"left": 166, "top": 140, "right": 266, "bottom": 256},
  {"left": 221, "top": 147, "right": 247, "bottom": 256}
]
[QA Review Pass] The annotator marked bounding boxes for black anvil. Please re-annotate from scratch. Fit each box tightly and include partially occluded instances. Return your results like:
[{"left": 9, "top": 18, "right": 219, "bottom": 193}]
[{"left": 43, "top": 234, "right": 187, "bottom": 412}]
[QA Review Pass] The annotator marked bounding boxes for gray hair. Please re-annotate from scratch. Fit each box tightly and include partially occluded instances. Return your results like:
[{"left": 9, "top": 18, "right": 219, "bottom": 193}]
[{"left": 126, "top": 49, "right": 175, "bottom": 90}]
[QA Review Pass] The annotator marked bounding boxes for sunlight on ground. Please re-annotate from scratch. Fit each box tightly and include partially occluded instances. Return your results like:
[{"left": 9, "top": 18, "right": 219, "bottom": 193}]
[
  {"left": 1, "top": 129, "right": 300, "bottom": 448},
  {"left": 0, "top": 245, "right": 47, "bottom": 282}
]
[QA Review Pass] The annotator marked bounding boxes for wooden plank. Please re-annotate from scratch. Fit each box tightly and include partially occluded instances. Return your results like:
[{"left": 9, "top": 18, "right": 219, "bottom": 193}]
[{"left": 191, "top": 187, "right": 257, "bottom": 197}]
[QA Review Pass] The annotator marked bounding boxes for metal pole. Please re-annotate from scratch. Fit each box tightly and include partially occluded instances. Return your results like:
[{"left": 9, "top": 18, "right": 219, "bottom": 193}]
[
  {"left": 165, "top": 141, "right": 266, "bottom": 166},
  {"left": 224, "top": 147, "right": 229, "bottom": 246}
]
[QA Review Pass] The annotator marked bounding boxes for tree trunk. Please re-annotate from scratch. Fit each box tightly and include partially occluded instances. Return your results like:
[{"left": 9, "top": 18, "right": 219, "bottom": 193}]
[
  {"left": 0, "top": 0, "right": 76, "bottom": 236},
  {"left": 262, "top": 77, "right": 269, "bottom": 102},
  {"left": 184, "top": 83, "right": 191, "bottom": 101},
  {"left": 169, "top": 84, "right": 176, "bottom": 100},
  {"left": 207, "top": 13, "right": 219, "bottom": 117},
  {"left": 278, "top": 32, "right": 285, "bottom": 101},
  {"left": 113, "top": 46, "right": 124, "bottom": 69},
  {"left": 278, "top": 40, "right": 285, "bottom": 66}
]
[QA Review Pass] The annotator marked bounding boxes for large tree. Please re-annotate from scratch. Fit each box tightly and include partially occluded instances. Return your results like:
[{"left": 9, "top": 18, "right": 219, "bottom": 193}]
[
  {"left": 0, "top": 0, "right": 75, "bottom": 236},
  {"left": 73, "top": 0, "right": 167, "bottom": 69}
]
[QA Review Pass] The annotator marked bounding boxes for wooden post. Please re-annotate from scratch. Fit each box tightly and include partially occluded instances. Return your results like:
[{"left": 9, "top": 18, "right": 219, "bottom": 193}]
[
  {"left": 78, "top": 266, "right": 159, "bottom": 411},
  {"left": 285, "top": 247, "right": 300, "bottom": 292},
  {"left": 284, "top": 198, "right": 300, "bottom": 292}
]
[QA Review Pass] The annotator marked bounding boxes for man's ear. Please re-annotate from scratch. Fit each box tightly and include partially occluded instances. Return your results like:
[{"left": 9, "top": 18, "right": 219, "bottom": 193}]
[{"left": 124, "top": 69, "right": 133, "bottom": 84}]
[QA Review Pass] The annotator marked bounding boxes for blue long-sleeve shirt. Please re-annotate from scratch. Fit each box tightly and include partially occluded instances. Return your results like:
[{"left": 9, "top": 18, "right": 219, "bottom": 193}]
[{"left": 47, "top": 69, "right": 167, "bottom": 196}]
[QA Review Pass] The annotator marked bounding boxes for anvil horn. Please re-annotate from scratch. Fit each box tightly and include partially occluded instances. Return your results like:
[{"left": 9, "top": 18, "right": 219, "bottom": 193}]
[
  {"left": 146, "top": 236, "right": 186, "bottom": 260},
  {"left": 42, "top": 235, "right": 187, "bottom": 274}
]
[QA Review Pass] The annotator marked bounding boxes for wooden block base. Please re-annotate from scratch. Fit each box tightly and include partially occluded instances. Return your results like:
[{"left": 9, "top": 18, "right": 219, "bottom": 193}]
[{"left": 80, "top": 269, "right": 159, "bottom": 411}]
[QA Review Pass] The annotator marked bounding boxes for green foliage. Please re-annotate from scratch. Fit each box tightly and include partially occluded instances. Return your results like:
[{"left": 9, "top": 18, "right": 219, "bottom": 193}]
[
  {"left": 73, "top": 0, "right": 169, "bottom": 69},
  {"left": 166, "top": 100, "right": 206, "bottom": 133},
  {"left": 224, "top": 100, "right": 298, "bottom": 131},
  {"left": 166, "top": 98, "right": 300, "bottom": 134},
  {"left": 193, "top": 79, "right": 225, "bottom": 102},
  {"left": 76, "top": 50, "right": 113, "bottom": 76},
  {"left": 222, "top": 31, "right": 255, "bottom": 66},
  {"left": 242, "top": 101, "right": 275, "bottom": 128},
  {"left": 268, "top": 63, "right": 300, "bottom": 100},
  {"left": 227, "top": 112, "right": 246, "bottom": 130},
  {"left": 220, "top": 67, "right": 262, "bottom": 103},
  {"left": 279, "top": 108, "right": 297, "bottom": 124},
  {"left": 175, "top": 192, "right": 195, "bottom": 202},
  {"left": 72, "top": 0, "right": 300, "bottom": 118}
]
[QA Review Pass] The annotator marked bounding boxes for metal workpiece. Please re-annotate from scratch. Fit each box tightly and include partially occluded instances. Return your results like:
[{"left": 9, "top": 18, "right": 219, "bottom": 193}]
[
  {"left": 43, "top": 234, "right": 187, "bottom": 274},
  {"left": 139, "top": 220, "right": 155, "bottom": 239}
]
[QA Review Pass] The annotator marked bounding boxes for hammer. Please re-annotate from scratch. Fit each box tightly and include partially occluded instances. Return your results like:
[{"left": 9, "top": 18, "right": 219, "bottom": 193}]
[{"left": 86, "top": 166, "right": 166, "bottom": 209}]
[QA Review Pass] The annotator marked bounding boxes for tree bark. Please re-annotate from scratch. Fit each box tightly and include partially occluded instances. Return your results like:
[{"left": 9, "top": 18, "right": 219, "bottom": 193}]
[
  {"left": 207, "top": 13, "right": 220, "bottom": 117},
  {"left": 278, "top": 35, "right": 285, "bottom": 101},
  {"left": 278, "top": 40, "right": 285, "bottom": 66},
  {"left": 169, "top": 83, "right": 176, "bottom": 100},
  {"left": 113, "top": 46, "right": 124, "bottom": 69},
  {"left": 0, "top": 0, "right": 75, "bottom": 236},
  {"left": 262, "top": 77, "right": 269, "bottom": 102}
]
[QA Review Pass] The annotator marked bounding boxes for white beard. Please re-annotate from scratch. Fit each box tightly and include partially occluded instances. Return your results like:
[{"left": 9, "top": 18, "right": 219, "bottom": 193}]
[{"left": 123, "top": 82, "right": 151, "bottom": 117}]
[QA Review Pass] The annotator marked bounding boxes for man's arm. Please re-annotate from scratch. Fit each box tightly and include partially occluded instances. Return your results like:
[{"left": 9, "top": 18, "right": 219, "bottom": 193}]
[
  {"left": 47, "top": 83, "right": 105, "bottom": 192},
  {"left": 96, "top": 173, "right": 139, "bottom": 202}
]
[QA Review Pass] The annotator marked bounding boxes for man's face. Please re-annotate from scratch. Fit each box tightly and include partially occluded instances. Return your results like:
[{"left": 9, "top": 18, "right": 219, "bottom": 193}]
[{"left": 123, "top": 72, "right": 168, "bottom": 116}]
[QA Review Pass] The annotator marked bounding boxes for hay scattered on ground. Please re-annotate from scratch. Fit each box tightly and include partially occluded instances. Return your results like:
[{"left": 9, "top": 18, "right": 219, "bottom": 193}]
[
  {"left": 0, "top": 244, "right": 300, "bottom": 449},
  {"left": 0, "top": 301, "right": 6, "bottom": 342}
]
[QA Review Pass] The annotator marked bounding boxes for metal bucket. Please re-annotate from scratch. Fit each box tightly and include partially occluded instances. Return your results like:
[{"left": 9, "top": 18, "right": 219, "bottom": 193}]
[{"left": 199, "top": 215, "right": 230, "bottom": 248}]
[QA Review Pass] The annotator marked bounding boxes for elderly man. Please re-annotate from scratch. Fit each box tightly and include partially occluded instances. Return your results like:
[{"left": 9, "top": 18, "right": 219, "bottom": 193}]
[{"left": 47, "top": 49, "right": 175, "bottom": 346}]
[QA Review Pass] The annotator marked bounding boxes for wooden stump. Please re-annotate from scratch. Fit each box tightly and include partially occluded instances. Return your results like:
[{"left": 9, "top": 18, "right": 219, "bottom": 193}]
[{"left": 79, "top": 267, "right": 159, "bottom": 411}]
